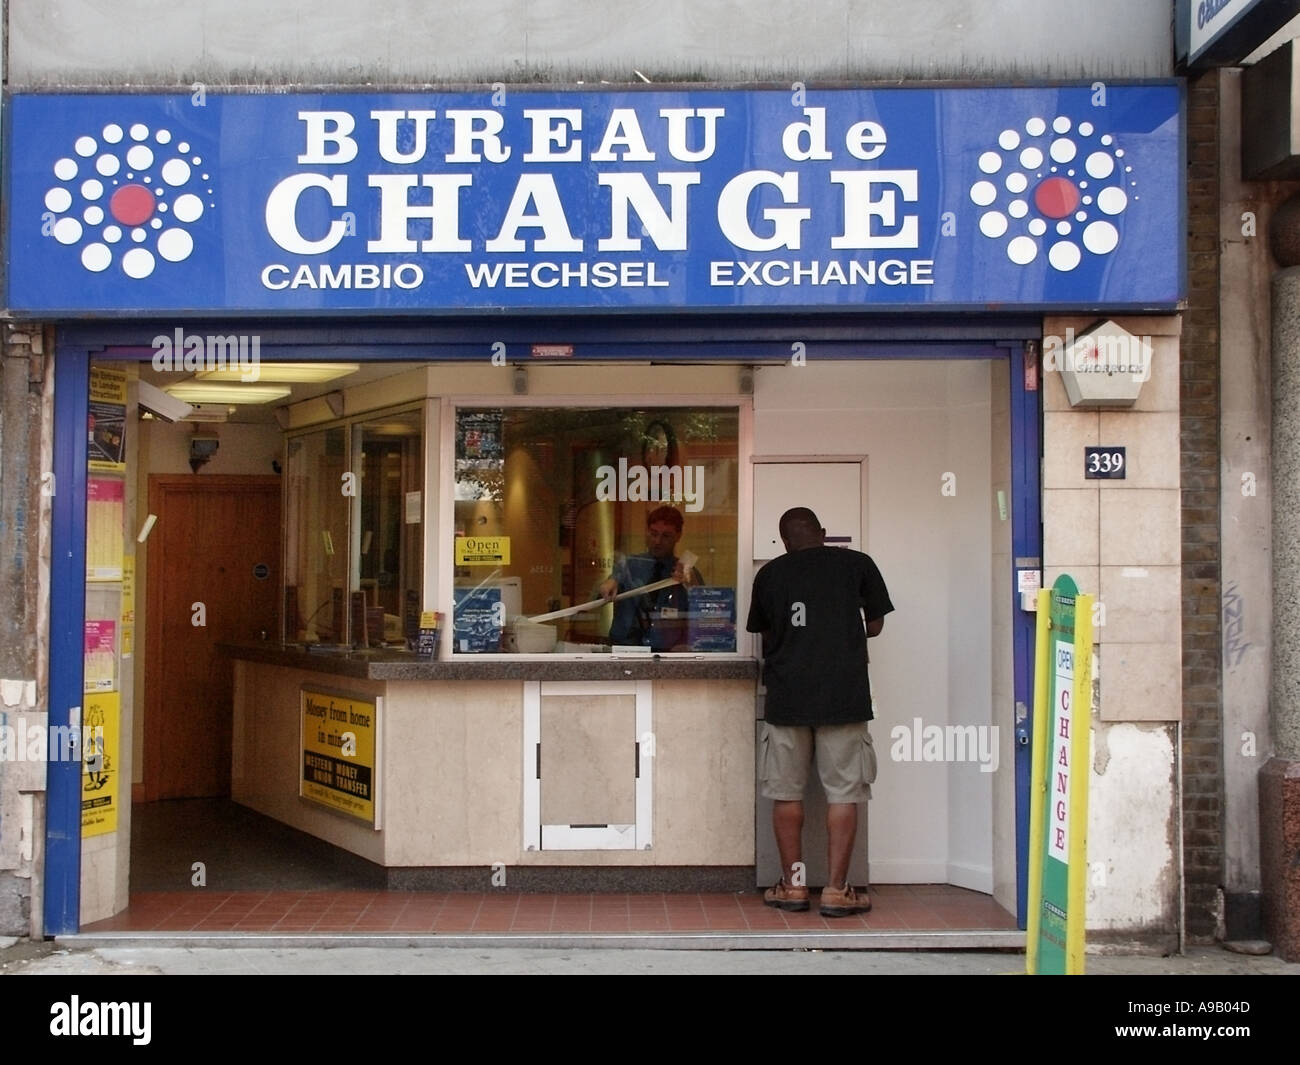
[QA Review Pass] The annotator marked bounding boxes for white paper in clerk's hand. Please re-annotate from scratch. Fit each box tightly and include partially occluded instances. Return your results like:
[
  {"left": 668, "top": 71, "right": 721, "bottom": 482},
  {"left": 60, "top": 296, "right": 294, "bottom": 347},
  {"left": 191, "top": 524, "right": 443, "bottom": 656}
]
[{"left": 525, "top": 551, "right": 700, "bottom": 624}]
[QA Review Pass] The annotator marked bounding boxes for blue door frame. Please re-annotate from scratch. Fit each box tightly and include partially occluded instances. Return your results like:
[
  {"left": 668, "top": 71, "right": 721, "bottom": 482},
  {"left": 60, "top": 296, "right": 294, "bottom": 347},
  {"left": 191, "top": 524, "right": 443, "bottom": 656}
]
[
  {"left": 1009, "top": 340, "right": 1042, "bottom": 924},
  {"left": 43, "top": 318, "right": 1042, "bottom": 934},
  {"left": 46, "top": 343, "right": 91, "bottom": 936}
]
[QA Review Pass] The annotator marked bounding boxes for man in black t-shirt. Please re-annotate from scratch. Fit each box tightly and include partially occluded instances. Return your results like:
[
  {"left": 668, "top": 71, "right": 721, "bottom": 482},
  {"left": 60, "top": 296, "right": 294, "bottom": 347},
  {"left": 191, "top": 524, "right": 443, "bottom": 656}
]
[{"left": 746, "top": 507, "right": 893, "bottom": 917}]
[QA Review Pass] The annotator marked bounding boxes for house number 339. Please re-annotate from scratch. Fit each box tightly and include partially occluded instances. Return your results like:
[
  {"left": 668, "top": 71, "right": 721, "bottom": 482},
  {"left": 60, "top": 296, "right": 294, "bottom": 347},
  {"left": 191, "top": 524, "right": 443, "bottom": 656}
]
[{"left": 1084, "top": 446, "right": 1126, "bottom": 479}]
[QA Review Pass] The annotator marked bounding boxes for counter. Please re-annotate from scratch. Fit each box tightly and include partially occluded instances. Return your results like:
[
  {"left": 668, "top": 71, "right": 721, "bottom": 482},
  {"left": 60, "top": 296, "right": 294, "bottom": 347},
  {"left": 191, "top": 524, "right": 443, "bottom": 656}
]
[
  {"left": 223, "top": 641, "right": 759, "bottom": 681},
  {"left": 224, "top": 644, "right": 760, "bottom": 890}
]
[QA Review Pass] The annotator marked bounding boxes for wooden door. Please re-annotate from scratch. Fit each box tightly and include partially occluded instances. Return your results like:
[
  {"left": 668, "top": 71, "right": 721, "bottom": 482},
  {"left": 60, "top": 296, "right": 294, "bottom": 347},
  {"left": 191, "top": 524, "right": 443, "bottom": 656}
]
[{"left": 143, "top": 475, "right": 281, "bottom": 800}]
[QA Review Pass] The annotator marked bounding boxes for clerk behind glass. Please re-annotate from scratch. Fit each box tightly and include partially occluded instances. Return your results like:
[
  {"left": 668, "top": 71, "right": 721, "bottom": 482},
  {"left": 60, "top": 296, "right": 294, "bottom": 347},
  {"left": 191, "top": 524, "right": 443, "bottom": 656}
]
[{"left": 598, "top": 505, "right": 704, "bottom": 651}]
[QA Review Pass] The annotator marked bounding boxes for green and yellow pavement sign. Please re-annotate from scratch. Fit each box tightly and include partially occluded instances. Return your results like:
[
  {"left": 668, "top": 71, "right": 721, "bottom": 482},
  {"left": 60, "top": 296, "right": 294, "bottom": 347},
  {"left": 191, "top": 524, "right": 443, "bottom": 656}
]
[{"left": 1026, "top": 574, "right": 1093, "bottom": 975}]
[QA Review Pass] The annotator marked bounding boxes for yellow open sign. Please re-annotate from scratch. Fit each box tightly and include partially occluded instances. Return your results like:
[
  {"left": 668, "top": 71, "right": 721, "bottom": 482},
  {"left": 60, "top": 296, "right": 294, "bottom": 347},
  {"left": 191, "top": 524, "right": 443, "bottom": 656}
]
[{"left": 455, "top": 535, "right": 511, "bottom": 566}]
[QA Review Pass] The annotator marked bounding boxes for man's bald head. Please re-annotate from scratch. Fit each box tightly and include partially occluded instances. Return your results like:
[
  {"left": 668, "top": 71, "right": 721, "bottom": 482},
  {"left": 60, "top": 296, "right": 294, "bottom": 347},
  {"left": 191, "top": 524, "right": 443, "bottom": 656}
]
[{"left": 778, "top": 507, "right": 825, "bottom": 551}]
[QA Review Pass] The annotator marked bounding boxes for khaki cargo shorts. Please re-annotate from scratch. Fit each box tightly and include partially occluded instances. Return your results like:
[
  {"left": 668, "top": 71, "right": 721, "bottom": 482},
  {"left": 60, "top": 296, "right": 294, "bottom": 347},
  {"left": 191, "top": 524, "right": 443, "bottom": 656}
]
[{"left": 758, "top": 720, "right": 878, "bottom": 803}]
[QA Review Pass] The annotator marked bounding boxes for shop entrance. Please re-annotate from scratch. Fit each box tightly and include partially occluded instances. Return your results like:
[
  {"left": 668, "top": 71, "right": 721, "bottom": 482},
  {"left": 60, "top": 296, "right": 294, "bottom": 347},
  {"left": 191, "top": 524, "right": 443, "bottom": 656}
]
[
  {"left": 748, "top": 358, "right": 1022, "bottom": 914},
  {"left": 46, "top": 326, "right": 1038, "bottom": 940}
]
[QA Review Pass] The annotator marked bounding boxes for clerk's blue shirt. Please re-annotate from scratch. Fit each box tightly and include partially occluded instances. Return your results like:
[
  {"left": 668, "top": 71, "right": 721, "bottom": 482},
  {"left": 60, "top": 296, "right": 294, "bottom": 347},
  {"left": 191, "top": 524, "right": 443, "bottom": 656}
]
[{"left": 608, "top": 553, "right": 692, "bottom": 650}]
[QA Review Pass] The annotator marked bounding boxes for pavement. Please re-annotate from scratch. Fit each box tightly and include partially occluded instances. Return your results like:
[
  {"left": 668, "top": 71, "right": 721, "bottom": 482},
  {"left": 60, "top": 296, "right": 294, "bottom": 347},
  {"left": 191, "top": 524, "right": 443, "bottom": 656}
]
[
  {"left": 9, "top": 938, "right": 1286, "bottom": 1052},
  {"left": 2, "top": 936, "right": 1297, "bottom": 975}
]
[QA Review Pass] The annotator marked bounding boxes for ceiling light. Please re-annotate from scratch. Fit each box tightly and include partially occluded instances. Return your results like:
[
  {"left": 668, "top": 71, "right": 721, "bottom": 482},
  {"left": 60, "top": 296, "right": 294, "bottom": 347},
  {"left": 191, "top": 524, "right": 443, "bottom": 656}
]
[
  {"left": 194, "top": 362, "right": 360, "bottom": 383},
  {"left": 164, "top": 383, "right": 292, "bottom": 405}
]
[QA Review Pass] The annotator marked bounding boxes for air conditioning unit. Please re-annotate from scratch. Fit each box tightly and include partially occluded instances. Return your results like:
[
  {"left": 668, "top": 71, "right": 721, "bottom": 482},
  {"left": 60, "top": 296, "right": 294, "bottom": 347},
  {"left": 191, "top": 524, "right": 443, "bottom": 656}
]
[
  {"left": 182, "top": 404, "right": 230, "bottom": 423},
  {"left": 137, "top": 379, "right": 192, "bottom": 422}
]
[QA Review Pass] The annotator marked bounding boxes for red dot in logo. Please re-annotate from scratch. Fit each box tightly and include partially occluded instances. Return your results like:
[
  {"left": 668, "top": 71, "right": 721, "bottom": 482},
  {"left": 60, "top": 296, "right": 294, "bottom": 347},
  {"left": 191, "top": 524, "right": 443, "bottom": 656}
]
[
  {"left": 1033, "top": 177, "right": 1079, "bottom": 219},
  {"left": 109, "top": 184, "right": 155, "bottom": 226}
]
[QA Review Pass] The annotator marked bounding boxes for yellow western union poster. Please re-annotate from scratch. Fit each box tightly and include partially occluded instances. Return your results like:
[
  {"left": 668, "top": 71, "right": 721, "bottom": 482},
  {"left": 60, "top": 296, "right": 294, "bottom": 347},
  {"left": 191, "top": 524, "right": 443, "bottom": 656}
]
[
  {"left": 301, "top": 688, "right": 379, "bottom": 825},
  {"left": 121, "top": 556, "right": 136, "bottom": 657},
  {"left": 81, "top": 691, "right": 119, "bottom": 837}
]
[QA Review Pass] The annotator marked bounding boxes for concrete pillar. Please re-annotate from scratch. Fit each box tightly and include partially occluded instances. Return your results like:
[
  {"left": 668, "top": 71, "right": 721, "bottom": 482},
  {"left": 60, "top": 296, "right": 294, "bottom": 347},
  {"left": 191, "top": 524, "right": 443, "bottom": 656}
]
[
  {"left": 1265, "top": 257, "right": 1300, "bottom": 961},
  {"left": 0, "top": 324, "right": 49, "bottom": 937}
]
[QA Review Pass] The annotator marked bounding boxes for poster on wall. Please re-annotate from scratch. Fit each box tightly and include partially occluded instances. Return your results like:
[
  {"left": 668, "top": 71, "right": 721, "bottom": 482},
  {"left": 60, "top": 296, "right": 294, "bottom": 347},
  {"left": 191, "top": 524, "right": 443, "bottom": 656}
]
[
  {"left": 120, "top": 555, "right": 135, "bottom": 658},
  {"left": 455, "top": 410, "right": 505, "bottom": 502},
  {"left": 456, "top": 411, "right": 503, "bottom": 461},
  {"left": 687, "top": 587, "right": 737, "bottom": 652},
  {"left": 86, "top": 476, "right": 124, "bottom": 581},
  {"left": 451, "top": 586, "right": 504, "bottom": 653},
  {"left": 300, "top": 688, "right": 379, "bottom": 826},
  {"left": 83, "top": 619, "right": 117, "bottom": 693},
  {"left": 88, "top": 366, "right": 127, "bottom": 472},
  {"left": 81, "top": 690, "right": 119, "bottom": 838}
]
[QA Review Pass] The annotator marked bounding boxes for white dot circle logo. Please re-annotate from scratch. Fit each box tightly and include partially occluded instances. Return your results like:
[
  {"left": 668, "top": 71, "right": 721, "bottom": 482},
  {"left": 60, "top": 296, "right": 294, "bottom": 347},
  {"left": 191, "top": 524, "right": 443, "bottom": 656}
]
[
  {"left": 43, "top": 123, "right": 214, "bottom": 279},
  {"left": 969, "top": 115, "right": 1137, "bottom": 271}
]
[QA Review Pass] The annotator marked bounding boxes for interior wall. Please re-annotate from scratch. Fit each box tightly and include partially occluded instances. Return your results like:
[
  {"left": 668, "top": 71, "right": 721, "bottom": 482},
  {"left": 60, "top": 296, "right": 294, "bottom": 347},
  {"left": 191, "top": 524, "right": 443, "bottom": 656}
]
[
  {"left": 80, "top": 367, "right": 140, "bottom": 924},
  {"left": 138, "top": 419, "right": 283, "bottom": 478},
  {"left": 990, "top": 358, "right": 1018, "bottom": 913},
  {"left": 752, "top": 359, "right": 995, "bottom": 887},
  {"left": 945, "top": 368, "right": 996, "bottom": 891}
]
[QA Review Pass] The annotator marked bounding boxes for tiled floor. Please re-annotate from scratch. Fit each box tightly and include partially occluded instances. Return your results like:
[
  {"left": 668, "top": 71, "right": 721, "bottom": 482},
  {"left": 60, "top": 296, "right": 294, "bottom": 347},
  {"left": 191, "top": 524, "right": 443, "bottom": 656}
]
[
  {"left": 85, "top": 884, "right": 1017, "bottom": 934},
  {"left": 91, "top": 799, "right": 1018, "bottom": 936}
]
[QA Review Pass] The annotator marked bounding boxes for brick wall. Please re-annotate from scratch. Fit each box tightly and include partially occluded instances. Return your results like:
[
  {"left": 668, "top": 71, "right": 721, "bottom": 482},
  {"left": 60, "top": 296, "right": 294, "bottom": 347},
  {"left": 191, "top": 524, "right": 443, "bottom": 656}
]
[{"left": 1182, "top": 72, "right": 1224, "bottom": 940}]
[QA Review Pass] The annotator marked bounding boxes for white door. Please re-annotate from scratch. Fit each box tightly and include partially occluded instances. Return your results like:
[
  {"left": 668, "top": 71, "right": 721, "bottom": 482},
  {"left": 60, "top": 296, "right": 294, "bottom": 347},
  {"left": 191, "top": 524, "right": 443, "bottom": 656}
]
[{"left": 753, "top": 461, "right": 863, "bottom": 558}]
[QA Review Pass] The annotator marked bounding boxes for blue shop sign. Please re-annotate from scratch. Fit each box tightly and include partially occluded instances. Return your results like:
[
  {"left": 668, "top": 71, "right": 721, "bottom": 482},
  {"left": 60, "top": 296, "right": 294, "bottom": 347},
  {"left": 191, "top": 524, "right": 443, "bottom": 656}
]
[{"left": 4, "top": 86, "right": 1182, "bottom": 315}]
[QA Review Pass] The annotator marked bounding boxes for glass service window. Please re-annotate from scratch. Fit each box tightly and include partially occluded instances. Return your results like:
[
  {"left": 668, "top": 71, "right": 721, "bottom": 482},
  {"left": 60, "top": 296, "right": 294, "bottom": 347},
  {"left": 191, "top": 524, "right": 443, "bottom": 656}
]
[
  {"left": 353, "top": 409, "right": 424, "bottom": 646},
  {"left": 284, "top": 426, "right": 349, "bottom": 644},
  {"left": 451, "top": 407, "right": 739, "bottom": 654},
  {"left": 284, "top": 407, "right": 424, "bottom": 647}
]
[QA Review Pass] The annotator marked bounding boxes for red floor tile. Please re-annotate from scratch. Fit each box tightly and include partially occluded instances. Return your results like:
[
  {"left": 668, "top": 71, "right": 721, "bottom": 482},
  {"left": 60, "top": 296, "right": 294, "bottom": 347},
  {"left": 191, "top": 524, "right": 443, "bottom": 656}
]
[
  {"left": 85, "top": 884, "right": 1014, "bottom": 935},
  {"left": 432, "top": 917, "right": 481, "bottom": 930},
  {"left": 508, "top": 919, "right": 555, "bottom": 931}
]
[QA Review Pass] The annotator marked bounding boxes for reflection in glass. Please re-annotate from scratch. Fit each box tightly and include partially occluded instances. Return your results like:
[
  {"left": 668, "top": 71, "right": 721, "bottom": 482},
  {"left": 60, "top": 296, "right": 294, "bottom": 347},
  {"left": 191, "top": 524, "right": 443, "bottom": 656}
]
[
  {"left": 354, "top": 408, "right": 424, "bottom": 646},
  {"left": 452, "top": 407, "right": 739, "bottom": 654},
  {"left": 284, "top": 408, "right": 424, "bottom": 647},
  {"left": 284, "top": 426, "right": 348, "bottom": 643}
]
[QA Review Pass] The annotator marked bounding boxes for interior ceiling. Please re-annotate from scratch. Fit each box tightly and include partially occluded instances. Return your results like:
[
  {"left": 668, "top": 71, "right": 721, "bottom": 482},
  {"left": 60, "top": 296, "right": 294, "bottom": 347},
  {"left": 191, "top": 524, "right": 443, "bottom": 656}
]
[{"left": 134, "top": 361, "right": 417, "bottom": 424}]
